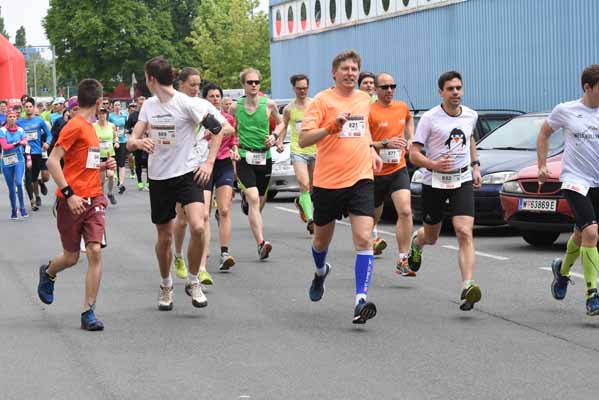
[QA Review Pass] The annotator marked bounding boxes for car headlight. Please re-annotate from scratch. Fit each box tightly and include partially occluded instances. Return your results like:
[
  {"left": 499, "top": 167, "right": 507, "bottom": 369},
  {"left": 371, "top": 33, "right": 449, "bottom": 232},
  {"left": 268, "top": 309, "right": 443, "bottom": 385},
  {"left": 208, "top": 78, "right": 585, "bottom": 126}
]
[
  {"left": 411, "top": 169, "right": 425, "bottom": 184},
  {"left": 501, "top": 180, "right": 522, "bottom": 193},
  {"left": 481, "top": 171, "right": 517, "bottom": 185}
]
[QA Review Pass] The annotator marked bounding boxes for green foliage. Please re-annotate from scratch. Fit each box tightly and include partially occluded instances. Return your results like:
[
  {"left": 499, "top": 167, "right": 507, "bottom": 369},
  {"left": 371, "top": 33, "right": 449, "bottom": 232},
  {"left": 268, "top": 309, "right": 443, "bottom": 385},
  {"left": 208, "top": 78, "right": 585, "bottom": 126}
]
[
  {"left": 186, "top": 0, "right": 271, "bottom": 91},
  {"left": 26, "top": 54, "right": 53, "bottom": 97},
  {"left": 15, "top": 26, "right": 26, "bottom": 47},
  {"left": 0, "top": 6, "right": 9, "bottom": 39}
]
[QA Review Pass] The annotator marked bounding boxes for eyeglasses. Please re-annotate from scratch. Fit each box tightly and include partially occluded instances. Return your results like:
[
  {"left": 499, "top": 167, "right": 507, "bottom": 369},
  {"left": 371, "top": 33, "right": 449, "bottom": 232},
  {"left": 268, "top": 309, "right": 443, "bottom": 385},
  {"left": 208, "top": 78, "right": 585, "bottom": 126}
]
[
  {"left": 246, "top": 80, "right": 260, "bottom": 86},
  {"left": 377, "top": 84, "right": 397, "bottom": 90}
]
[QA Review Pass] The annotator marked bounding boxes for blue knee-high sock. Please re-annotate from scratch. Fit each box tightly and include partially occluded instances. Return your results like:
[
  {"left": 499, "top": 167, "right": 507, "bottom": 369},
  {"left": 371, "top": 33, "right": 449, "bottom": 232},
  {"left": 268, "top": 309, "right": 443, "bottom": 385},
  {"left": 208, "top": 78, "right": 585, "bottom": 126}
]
[
  {"left": 355, "top": 250, "right": 374, "bottom": 304},
  {"left": 312, "top": 246, "right": 328, "bottom": 276}
]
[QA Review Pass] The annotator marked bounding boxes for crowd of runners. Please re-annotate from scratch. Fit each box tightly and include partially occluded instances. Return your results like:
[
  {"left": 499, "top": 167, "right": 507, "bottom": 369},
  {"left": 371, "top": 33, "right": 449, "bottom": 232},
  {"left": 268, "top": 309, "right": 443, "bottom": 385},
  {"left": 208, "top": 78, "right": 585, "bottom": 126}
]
[{"left": 1, "top": 51, "right": 598, "bottom": 331}]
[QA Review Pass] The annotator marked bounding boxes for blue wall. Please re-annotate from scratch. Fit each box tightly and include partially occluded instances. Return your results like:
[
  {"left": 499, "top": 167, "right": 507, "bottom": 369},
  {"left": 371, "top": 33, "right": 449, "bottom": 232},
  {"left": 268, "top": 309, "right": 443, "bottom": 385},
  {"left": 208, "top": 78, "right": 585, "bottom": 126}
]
[{"left": 269, "top": 0, "right": 599, "bottom": 112}]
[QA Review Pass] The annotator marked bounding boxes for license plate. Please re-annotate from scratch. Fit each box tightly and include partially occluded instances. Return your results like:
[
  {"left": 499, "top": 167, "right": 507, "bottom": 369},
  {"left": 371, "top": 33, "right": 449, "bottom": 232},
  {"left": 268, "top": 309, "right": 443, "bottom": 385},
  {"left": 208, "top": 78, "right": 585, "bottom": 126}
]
[{"left": 518, "top": 198, "right": 557, "bottom": 212}]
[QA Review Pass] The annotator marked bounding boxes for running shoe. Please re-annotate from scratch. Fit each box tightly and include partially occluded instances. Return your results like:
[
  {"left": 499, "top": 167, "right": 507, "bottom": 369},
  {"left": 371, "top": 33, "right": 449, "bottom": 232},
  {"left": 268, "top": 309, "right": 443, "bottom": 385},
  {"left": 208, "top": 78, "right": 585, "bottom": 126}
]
[
  {"left": 39, "top": 180, "right": 48, "bottom": 196},
  {"left": 36, "top": 197, "right": 42, "bottom": 207},
  {"left": 459, "top": 283, "right": 482, "bottom": 311},
  {"left": 241, "top": 192, "right": 249, "bottom": 215},
  {"left": 118, "top": 185, "right": 126, "bottom": 194},
  {"left": 19, "top": 208, "right": 28, "bottom": 218},
  {"left": 199, "top": 270, "right": 214, "bottom": 285},
  {"left": 129, "top": 174, "right": 136, "bottom": 179},
  {"left": 143, "top": 182, "right": 150, "bottom": 191},
  {"left": 137, "top": 182, "right": 144, "bottom": 191},
  {"left": 352, "top": 299, "right": 377, "bottom": 324},
  {"left": 107, "top": 193, "right": 117, "bottom": 205},
  {"left": 586, "top": 290, "right": 599, "bottom": 316},
  {"left": 373, "top": 237, "right": 387, "bottom": 256},
  {"left": 31, "top": 200, "right": 39, "bottom": 212},
  {"left": 307, "top": 220, "right": 314, "bottom": 235},
  {"left": 158, "top": 285, "right": 173, "bottom": 311},
  {"left": 258, "top": 240, "right": 272, "bottom": 260},
  {"left": 408, "top": 232, "right": 422, "bottom": 272},
  {"left": 550, "top": 258, "right": 572, "bottom": 300},
  {"left": 81, "top": 306, "right": 104, "bottom": 331},
  {"left": 37, "top": 264, "right": 55, "bottom": 305},
  {"left": 218, "top": 253, "right": 236, "bottom": 271},
  {"left": 395, "top": 258, "right": 416, "bottom": 277},
  {"left": 185, "top": 282, "right": 208, "bottom": 308},
  {"left": 174, "top": 256, "right": 188, "bottom": 279},
  {"left": 294, "top": 197, "right": 307, "bottom": 222},
  {"left": 309, "top": 263, "right": 330, "bottom": 302},
  {"left": 10, "top": 209, "right": 18, "bottom": 220}
]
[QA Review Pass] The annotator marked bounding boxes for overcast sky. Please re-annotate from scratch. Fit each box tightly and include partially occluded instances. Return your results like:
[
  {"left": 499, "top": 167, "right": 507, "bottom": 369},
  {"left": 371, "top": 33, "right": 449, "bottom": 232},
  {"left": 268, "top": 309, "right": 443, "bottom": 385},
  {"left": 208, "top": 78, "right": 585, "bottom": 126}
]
[{"left": 0, "top": 0, "right": 269, "bottom": 48}]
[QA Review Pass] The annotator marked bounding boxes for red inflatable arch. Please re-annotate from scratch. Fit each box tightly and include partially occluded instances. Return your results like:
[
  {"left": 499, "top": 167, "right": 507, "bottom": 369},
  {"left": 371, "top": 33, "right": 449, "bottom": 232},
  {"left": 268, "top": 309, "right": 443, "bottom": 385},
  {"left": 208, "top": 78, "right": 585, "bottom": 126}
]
[{"left": 0, "top": 35, "right": 26, "bottom": 102}]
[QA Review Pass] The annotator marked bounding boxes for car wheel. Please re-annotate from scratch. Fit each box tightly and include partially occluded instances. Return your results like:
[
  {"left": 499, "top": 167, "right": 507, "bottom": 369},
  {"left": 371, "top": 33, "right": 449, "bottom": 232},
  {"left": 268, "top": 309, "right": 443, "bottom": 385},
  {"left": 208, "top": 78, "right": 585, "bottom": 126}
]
[
  {"left": 267, "top": 191, "right": 277, "bottom": 201},
  {"left": 522, "top": 231, "right": 560, "bottom": 246}
]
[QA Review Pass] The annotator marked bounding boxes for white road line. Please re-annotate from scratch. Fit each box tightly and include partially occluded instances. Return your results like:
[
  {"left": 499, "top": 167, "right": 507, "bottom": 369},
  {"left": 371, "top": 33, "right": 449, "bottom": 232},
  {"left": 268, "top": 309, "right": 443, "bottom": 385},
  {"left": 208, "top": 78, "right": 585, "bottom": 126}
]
[
  {"left": 275, "top": 206, "right": 508, "bottom": 261},
  {"left": 539, "top": 266, "right": 586, "bottom": 280}
]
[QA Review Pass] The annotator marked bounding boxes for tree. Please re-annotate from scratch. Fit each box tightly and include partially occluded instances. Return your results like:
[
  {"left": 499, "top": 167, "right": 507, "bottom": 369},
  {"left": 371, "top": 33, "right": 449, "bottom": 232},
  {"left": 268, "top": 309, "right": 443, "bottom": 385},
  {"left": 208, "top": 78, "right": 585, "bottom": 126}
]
[
  {"left": 15, "top": 26, "right": 26, "bottom": 47},
  {"left": 0, "top": 6, "right": 9, "bottom": 40},
  {"left": 26, "top": 54, "right": 53, "bottom": 97},
  {"left": 186, "top": 0, "right": 271, "bottom": 91}
]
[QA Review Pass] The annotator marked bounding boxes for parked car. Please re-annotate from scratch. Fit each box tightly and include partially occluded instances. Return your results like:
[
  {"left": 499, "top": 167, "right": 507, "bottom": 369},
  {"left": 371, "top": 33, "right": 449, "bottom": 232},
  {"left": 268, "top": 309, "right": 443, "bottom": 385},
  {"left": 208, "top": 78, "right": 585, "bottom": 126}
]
[
  {"left": 409, "top": 112, "right": 564, "bottom": 226},
  {"left": 268, "top": 99, "right": 299, "bottom": 199},
  {"left": 500, "top": 154, "right": 574, "bottom": 246}
]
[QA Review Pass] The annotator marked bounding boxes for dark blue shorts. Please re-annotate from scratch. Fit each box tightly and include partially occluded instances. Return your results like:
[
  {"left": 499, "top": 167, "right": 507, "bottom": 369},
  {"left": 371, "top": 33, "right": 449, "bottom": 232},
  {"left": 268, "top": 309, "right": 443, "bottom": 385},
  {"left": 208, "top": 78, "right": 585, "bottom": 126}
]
[{"left": 212, "top": 158, "right": 235, "bottom": 190}]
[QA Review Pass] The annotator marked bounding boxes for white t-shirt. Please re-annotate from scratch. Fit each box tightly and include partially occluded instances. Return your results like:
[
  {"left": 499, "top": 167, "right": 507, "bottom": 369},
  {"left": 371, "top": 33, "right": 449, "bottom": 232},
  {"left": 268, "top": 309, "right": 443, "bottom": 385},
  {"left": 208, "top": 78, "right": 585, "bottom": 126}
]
[
  {"left": 139, "top": 91, "right": 226, "bottom": 180},
  {"left": 547, "top": 99, "right": 599, "bottom": 188},
  {"left": 414, "top": 105, "right": 478, "bottom": 186}
]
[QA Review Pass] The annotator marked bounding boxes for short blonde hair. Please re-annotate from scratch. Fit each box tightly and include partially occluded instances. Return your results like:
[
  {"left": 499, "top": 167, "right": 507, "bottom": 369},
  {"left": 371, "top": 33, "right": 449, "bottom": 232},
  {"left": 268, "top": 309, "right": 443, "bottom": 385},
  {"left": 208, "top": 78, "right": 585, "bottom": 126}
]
[
  {"left": 332, "top": 50, "right": 361, "bottom": 72},
  {"left": 240, "top": 68, "right": 261, "bottom": 84}
]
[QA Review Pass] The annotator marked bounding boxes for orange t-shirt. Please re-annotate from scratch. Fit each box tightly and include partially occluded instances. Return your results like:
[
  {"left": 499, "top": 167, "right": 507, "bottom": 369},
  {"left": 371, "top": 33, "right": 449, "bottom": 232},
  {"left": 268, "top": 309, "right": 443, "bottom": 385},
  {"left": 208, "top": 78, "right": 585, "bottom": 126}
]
[
  {"left": 302, "top": 88, "right": 373, "bottom": 189},
  {"left": 369, "top": 101, "right": 411, "bottom": 176},
  {"left": 55, "top": 114, "right": 103, "bottom": 199}
]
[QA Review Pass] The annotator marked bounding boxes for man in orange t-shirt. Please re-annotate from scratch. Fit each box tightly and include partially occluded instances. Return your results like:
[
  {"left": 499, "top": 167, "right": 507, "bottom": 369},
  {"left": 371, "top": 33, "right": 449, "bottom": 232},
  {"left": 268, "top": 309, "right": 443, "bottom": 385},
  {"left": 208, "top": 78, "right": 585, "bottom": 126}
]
[
  {"left": 369, "top": 72, "right": 415, "bottom": 276},
  {"left": 37, "top": 79, "right": 116, "bottom": 331},
  {"left": 300, "top": 50, "right": 383, "bottom": 325}
]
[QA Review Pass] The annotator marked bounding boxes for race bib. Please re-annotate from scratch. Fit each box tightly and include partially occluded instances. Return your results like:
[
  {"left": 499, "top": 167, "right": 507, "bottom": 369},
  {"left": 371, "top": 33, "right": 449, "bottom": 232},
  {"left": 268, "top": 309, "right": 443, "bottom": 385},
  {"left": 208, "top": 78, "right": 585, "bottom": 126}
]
[
  {"left": 27, "top": 130, "right": 38, "bottom": 141},
  {"left": 246, "top": 150, "right": 267, "bottom": 165},
  {"left": 41, "top": 150, "right": 48, "bottom": 159},
  {"left": 3, "top": 153, "right": 18, "bottom": 166},
  {"left": 380, "top": 149, "right": 402, "bottom": 164},
  {"left": 432, "top": 170, "right": 462, "bottom": 189},
  {"left": 561, "top": 182, "right": 590, "bottom": 196},
  {"left": 340, "top": 116, "right": 365, "bottom": 138},
  {"left": 25, "top": 144, "right": 31, "bottom": 154},
  {"left": 150, "top": 118, "right": 176, "bottom": 145},
  {"left": 86, "top": 148, "right": 101, "bottom": 169},
  {"left": 295, "top": 120, "right": 302, "bottom": 133},
  {"left": 100, "top": 141, "right": 112, "bottom": 151}
]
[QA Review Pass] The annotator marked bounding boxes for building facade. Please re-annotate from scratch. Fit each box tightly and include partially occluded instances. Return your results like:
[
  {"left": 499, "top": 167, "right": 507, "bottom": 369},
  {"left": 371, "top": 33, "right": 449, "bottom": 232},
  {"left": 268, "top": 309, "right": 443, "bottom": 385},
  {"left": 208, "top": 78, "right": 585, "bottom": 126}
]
[{"left": 269, "top": 0, "right": 599, "bottom": 112}]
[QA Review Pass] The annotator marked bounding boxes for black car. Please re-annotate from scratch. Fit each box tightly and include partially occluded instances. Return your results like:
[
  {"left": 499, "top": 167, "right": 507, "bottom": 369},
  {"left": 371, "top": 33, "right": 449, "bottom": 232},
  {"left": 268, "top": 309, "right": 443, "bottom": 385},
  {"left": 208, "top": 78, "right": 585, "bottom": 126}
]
[{"left": 409, "top": 112, "right": 564, "bottom": 226}]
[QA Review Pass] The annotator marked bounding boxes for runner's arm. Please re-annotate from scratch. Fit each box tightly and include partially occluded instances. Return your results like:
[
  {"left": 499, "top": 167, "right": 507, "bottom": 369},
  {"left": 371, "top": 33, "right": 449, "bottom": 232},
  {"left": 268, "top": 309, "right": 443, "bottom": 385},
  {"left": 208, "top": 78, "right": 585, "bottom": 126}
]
[
  {"left": 275, "top": 105, "right": 291, "bottom": 145},
  {"left": 41, "top": 120, "right": 52, "bottom": 149},
  {"left": 537, "top": 121, "right": 555, "bottom": 183},
  {"left": 409, "top": 143, "right": 436, "bottom": 170},
  {"left": 46, "top": 146, "right": 68, "bottom": 189},
  {"left": 126, "top": 120, "right": 153, "bottom": 153}
]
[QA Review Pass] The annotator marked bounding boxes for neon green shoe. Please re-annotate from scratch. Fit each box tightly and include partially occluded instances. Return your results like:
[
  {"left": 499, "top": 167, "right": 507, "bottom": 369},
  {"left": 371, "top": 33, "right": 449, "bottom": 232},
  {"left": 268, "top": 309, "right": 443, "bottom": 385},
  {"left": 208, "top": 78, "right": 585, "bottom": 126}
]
[
  {"left": 174, "top": 256, "right": 188, "bottom": 279},
  {"left": 408, "top": 232, "right": 423, "bottom": 272},
  {"left": 137, "top": 182, "right": 144, "bottom": 191},
  {"left": 199, "top": 270, "right": 214, "bottom": 285}
]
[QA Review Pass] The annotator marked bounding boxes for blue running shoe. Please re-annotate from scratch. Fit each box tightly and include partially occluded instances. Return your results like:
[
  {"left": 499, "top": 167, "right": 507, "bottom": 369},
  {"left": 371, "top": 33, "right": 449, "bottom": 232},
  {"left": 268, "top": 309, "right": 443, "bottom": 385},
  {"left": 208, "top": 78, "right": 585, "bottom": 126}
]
[
  {"left": 81, "top": 306, "right": 104, "bottom": 331},
  {"left": 309, "top": 263, "right": 331, "bottom": 302},
  {"left": 20, "top": 208, "right": 29, "bottom": 218},
  {"left": 10, "top": 209, "right": 18, "bottom": 220},
  {"left": 551, "top": 258, "right": 572, "bottom": 300},
  {"left": 37, "top": 264, "right": 55, "bottom": 305},
  {"left": 352, "top": 299, "right": 377, "bottom": 324},
  {"left": 586, "top": 290, "right": 599, "bottom": 316}
]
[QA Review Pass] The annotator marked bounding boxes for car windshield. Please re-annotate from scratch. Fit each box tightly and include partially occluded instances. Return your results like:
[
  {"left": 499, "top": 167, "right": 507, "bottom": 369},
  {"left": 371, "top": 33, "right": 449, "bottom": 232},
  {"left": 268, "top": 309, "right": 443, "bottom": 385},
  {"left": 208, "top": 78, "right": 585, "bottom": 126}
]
[{"left": 476, "top": 116, "right": 564, "bottom": 151}]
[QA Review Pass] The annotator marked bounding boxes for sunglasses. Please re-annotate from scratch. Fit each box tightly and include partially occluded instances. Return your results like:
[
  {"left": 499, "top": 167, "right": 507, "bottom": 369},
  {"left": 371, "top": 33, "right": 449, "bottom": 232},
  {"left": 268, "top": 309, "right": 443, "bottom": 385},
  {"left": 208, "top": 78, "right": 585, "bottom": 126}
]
[
  {"left": 377, "top": 84, "right": 397, "bottom": 90},
  {"left": 246, "top": 80, "right": 260, "bottom": 86}
]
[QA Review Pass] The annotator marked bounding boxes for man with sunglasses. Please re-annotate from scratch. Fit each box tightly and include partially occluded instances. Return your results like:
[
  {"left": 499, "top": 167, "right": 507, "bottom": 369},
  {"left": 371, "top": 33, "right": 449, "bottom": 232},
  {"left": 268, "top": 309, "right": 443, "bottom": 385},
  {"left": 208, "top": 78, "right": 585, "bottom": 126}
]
[
  {"left": 229, "top": 68, "right": 284, "bottom": 261},
  {"left": 275, "top": 74, "right": 316, "bottom": 234},
  {"left": 408, "top": 71, "right": 482, "bottom": 312},
  {"left": 369, "top": 73, "right": 415, "bottom": 276}
]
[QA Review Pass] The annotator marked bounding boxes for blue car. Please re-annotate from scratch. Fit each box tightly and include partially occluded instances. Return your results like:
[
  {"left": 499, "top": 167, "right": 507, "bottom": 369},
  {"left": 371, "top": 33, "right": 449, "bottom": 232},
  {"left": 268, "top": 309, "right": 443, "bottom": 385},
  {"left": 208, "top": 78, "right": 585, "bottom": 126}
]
[{"left": 410, "top": 112, "right": 565, "bottom": 226}]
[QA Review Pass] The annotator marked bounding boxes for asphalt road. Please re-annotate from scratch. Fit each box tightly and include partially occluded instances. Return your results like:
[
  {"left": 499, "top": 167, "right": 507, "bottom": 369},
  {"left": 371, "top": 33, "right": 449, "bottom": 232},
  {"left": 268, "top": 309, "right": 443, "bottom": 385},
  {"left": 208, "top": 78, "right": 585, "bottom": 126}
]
[{"left": 0, "top": 177, "right": 597, "bottom": 400}]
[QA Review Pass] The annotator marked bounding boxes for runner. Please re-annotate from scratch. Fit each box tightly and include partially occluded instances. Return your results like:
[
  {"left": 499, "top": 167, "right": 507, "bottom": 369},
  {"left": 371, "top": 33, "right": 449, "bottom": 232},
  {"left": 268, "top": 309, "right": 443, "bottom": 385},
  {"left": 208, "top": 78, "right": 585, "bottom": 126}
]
[
  {"left": 222, "top": 96, "right": 233, "bottom": 115},
  {"left": 126, "top": 96, "right": 149, "bottom": 190},
  {"left": 230, "top": 68, "right": 284, "bottom": 260},
  {"left": 539, "top": 64, "right": 599, "bottom": 315},
  {"left": 108, "top": 100, "right": 129, "bottom": 194},
  {"left": 203, "top": 82, "right": 239, "bottom": 271},
  {"left": 17, "top": 97, "right": 52, "bottom": 211},
  {"left": 125, "top": 102, "right": 137, "bottom": 179},
  {"left": 94, "top": 107, "right": 118, "bottom": 205},
  {"left": 359, "top": 71, "right": 376, "bottom": 101},
  {"left": 37, "top": 78, "right": 115, "bottom": 331},
  {"left": 276, "top": 74, "right": 316, "bottom": 234},
  {"left": 369, "top": 73, "right": 415, "bottom": 276},
  {"left": 0, "top": 100, "right": 8, "bottom": 125},
  {"left": 127, "top": 57, "right": 232, "bottom": 311},
  {"left": 0, "top": 109, "right": 29, "bottom": 219},
  {"left": 408, "top": 71, "right": 482, "bottom": 311},
  {"left": 300, "top": 50, "right": 383, "bottom": 324},
  {"left": 49, "top": 97, "right": 66, "bottom": 127}
]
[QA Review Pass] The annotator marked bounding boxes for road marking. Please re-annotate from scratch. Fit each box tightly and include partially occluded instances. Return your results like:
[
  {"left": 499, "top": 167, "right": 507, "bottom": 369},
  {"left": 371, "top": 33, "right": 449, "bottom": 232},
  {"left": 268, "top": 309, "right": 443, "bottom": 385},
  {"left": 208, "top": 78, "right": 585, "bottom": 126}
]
[
  {"left": 539, "top": 266, "right": 586, "bottom": 280},
  {"left": 275, "top": 206, "right": 508, "bottom": 261},
  {"left": 442, "top": 245, "right": 509, "bottom": 261}
]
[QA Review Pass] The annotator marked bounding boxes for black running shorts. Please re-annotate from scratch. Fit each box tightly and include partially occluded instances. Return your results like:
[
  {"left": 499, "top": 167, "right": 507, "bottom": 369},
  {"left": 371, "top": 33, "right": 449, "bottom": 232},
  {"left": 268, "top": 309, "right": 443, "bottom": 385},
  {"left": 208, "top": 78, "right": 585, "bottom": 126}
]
[
  {"left": 149, "top": 171, "right": 204, "bottom": 225},
  {"left": 563, "top": 187, "right": 599, "bottom": 231},
  {"left": 312, "top": 179, "right": 375, "bottom": 226},
  {"left": 421, "top": 180, "right": 474, "bottom": 225},
  {"left": 374, "top": 167, "right": 410, "bottom": 208},
  {"left": 236, "top": 158, "right": 272, "bottom": 196}
]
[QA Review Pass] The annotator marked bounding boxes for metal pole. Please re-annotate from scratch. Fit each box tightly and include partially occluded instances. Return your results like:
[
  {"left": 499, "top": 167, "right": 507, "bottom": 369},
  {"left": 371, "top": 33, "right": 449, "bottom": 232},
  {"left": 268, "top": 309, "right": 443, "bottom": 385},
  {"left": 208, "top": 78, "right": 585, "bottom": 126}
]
[
  {"left": 33, "top": 61, "right": 38, "bottom": 97},
  {"left": 52, "top": 45, "right": 57, "bottom": 98}
]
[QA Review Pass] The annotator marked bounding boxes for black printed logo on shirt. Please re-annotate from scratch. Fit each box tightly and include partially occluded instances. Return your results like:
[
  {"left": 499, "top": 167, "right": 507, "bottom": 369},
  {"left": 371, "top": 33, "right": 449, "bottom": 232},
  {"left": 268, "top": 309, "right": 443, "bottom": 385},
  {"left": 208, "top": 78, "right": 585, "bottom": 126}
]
[{"left": 444, "top": 128, "right": 467, "bottom": 150}]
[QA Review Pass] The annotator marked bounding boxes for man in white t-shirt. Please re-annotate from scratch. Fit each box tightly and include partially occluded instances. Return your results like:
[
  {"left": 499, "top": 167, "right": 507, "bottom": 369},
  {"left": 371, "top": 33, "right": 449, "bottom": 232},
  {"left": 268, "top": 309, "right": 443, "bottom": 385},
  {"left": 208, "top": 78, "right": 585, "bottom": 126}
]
[
  {"left": 538, "top": 64, "right": 599, "bottom": 316},
  {"left": 127, "top": 57, "right": 233, "bottom": 311},
  {"left": 408, "top": 71, "right": 482, "bottom": 312}
]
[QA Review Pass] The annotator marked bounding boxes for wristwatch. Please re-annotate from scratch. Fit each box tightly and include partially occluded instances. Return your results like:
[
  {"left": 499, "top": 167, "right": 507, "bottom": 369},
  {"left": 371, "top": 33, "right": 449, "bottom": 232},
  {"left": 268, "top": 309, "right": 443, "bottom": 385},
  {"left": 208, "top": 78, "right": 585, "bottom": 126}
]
[
  {"left": 470, "top": 160, "right": 481, "bottom": 167},
  {"left": 381, "top": 139, "right": 389, "bottom": 148},
  {"left": 61, "top": 185, "right": 74, "bottom": 199}
]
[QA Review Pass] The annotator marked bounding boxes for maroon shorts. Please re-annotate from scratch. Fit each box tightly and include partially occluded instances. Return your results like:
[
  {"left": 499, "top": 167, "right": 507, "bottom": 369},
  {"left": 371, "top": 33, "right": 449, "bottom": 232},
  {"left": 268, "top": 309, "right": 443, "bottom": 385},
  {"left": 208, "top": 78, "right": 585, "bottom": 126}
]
[{"left": 56, "top": 195, "right": 107, "bottom": 253}]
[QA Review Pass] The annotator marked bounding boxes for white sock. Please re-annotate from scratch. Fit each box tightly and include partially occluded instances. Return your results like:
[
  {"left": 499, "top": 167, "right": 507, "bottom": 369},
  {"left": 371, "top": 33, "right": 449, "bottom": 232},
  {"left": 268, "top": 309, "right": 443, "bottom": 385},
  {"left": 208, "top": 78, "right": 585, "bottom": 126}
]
[
  {"left": 315, "top": 265, "right": 327, "bottom": 277},
  {"left": 372, "top": 226, "right": 378, "bottom": 239},
  {"left": 355, "top": 293, "right": 367, "bottom": 305},
  {"left": 174, "top": 252, "right": 182, "bottom": 258},
  {"left": 463, "top": 280, "right": 475, "bottom": 289},
  {"left": 187, "top": 274, "right": 199, "bottom": 285},
  {"left": 162, "top": 276, "right": 173, "bottom": 288}
]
